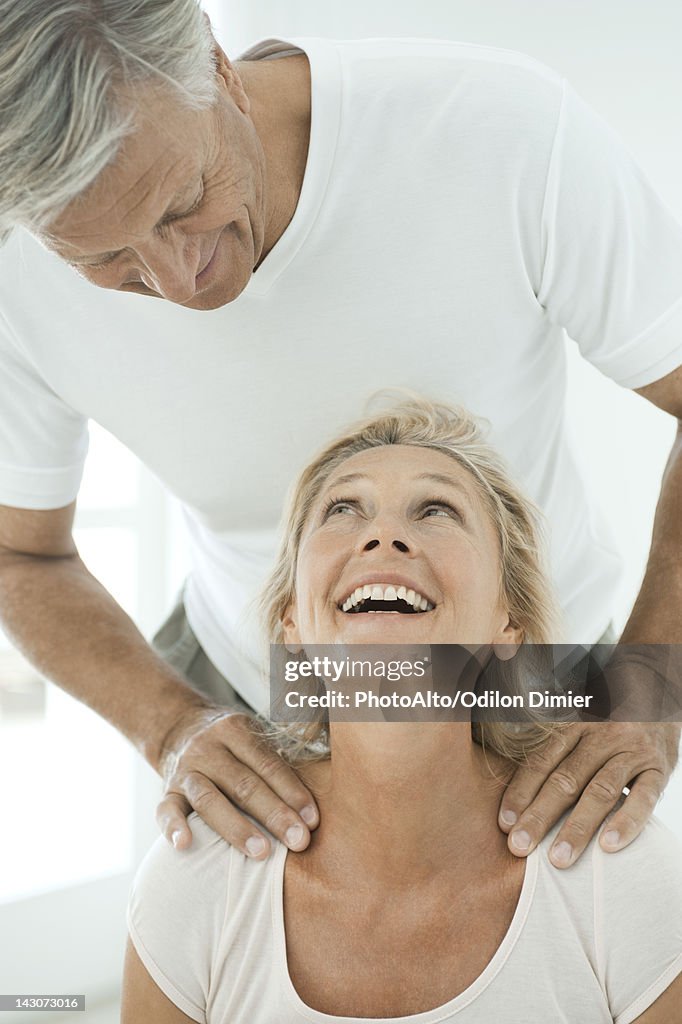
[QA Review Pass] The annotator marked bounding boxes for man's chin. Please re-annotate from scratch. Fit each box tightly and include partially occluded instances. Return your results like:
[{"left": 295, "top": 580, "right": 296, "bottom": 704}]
[{"left": 181, "top": 271, "right": 252, "bottom": 311}]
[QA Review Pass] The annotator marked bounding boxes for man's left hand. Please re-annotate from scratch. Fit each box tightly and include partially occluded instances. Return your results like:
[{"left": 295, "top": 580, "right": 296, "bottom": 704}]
[{"left": 498, "top": 720, "right": 681, "bottom": 868}]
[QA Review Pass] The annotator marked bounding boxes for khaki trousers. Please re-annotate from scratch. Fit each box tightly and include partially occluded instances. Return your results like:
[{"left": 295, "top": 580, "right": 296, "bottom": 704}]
[{"left": 152, "top": 593, "right": 254, "bottom": 714}]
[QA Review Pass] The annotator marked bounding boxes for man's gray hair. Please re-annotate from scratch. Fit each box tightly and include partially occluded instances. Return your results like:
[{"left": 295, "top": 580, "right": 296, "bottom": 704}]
[{"left": 0, "top": 0, "right": 218, "bottom": 243}]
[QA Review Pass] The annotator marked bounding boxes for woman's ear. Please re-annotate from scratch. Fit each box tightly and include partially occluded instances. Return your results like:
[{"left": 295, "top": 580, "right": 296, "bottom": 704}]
[
  {"left": 282, "top": 601, "right": 302, "bottom": 653},
  {"left": 492, "top": 616, "right": 524, "bottom": 662}
]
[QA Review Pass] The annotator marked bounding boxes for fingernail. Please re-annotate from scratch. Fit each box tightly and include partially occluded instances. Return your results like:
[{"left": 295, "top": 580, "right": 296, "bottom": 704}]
[
  {"left": 245, "top": 835, "right": 267, "bottom": 858},
  {"left": 602, "top": 829, "right": 621, "bottom": 849},
  {"left": 300, "top": 804, "right": 317, "bottom": 826},
  {"left": 171, "top": 830, "right": 183, "bottom": 849},
  {"left": 500, "top": 809, "right": 517, "bottom": 827},
  {"left": 551, "top": 841, "right": 573, "bottom": 866},
  {"left": 510, "top": 829, "right": 532, "bottom": 853},
  {"left": 286, "top": 824, "right": 305, "bottom": 848}
]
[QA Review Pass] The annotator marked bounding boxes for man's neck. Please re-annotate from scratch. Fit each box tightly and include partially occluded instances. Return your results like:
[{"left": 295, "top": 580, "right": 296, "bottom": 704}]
[
  {"left": 298, "top": 723, "right": 515, "bottom": 891},
  {"left": 236, "top": 53, "right": 311, "bottom": 263}
]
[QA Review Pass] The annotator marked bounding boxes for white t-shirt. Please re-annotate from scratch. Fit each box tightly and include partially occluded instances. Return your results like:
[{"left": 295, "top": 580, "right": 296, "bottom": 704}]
[
  {"left": 127, "top": 812, "right": 682, "bottom": 1023},
  {"left": 2, "top": 38, "right": 682, "bottom": 709}
]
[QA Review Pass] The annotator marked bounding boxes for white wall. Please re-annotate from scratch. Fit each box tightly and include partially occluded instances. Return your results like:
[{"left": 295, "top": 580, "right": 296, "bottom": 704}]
[{"left": 206, "top": 0, "right": 682, "bottom": 834}]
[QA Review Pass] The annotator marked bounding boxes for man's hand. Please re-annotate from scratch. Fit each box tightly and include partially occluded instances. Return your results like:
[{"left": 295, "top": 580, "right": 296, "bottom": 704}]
[
  {"left": 155, "top": 707, "right": 319, "bottom": 858},
  {"left": 498, "top": 720, "right": 680, "bottom": 868}
]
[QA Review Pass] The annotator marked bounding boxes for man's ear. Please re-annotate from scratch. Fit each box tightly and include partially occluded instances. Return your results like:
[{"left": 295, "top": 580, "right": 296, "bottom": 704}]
[
  {"left": 211, "top": 34, "right": 251, "bottom": 115},
  {"left": 282, "top": 601, "right": 302, "bottom": 653},
  {"left": 492, "top": 616, "right": 524, "bottom": 662}
]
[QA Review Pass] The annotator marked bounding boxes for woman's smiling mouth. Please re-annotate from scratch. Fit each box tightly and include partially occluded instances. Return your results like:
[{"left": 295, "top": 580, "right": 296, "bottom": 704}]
[{"left": 339, "top": 583, "right": 435, "bottom": 614}]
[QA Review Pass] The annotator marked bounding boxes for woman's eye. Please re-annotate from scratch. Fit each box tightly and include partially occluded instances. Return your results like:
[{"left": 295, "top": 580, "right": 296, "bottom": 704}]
[
  {"left": 323, "top": 499, "right": 358, "bottom": 518},
  {"left": 422, "top": 503, "right": 461, "bottom": 520}
]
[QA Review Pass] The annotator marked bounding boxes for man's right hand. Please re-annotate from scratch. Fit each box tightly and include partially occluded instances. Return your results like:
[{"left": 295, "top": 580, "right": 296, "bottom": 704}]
[
  {"left": 0, "top": 502, "right": 319, "bottom": 861},
  {"left": 155, "top": 706, "right": 319, "bottom": 858}
]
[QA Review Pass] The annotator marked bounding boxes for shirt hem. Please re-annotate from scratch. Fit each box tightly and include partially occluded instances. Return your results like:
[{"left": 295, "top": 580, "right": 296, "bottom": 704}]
[
  {"left": 126, "top": 908, "right": 207, "bottom": 1024},
  {"left": 614, "top": 952, "right": 682, "bottom": 1024},
  {"left": 590, "top": 297, "right": 682, "bottom": 390}
]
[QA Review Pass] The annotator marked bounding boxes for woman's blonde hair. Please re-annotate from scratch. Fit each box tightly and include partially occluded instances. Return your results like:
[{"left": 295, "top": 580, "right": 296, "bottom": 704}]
[{"left": 260, "top": 395, "right": 562, "bottom": 764}]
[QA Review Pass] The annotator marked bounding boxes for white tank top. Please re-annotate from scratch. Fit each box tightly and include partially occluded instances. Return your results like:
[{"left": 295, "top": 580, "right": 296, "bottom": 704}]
[{"left": 127, "top": 813, "right": 681, "bottom": 1023}]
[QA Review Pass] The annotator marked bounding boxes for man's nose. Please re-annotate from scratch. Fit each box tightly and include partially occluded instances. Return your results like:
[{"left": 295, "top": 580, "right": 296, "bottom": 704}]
[{"left": 135, "top": 232, "right": 201, "bottom": 303}]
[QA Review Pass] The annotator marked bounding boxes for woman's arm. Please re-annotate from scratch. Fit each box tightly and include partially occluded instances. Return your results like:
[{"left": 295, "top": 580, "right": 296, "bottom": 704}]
[
  {"left": 121, "top": 939, "right": 200, "bottom": 1024},
  {"left": 632, "top": 971, "right": 682, "bottom": 1023}
]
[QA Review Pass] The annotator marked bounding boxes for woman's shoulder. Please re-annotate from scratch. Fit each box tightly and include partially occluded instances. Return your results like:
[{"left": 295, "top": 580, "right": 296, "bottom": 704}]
[
  {"left": 128, "top": 813, "right": 285, "bottom": 954},
  {"left": 537, "top": 812, "right": 682, "bottom": 910},
  {"left": 537, "top": 814, "right": 682, "bottom": 1023},
  {"left": 131, "top": 812, "right": 283, "bottom": 899},
  {"left": 126, "top": 814, "right": 285, "bottom": 1021},
  {"left": 591, "top": 813, "right": 682, "bottom": 884},
  {"left": 594, "top": 816, "right": 682, "bottom": 1022}
]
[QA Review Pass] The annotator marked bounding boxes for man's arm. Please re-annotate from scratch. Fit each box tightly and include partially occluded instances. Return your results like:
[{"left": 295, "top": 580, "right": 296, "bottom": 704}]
[
  {"left": 499, "top": 365, "right": 682, "bottom": 867},
  {"left": 0, "top": 502, "right": 317, "bottom": 855},
  {"left": 625, "top": 365, "right": 682, "bottom": 639}
]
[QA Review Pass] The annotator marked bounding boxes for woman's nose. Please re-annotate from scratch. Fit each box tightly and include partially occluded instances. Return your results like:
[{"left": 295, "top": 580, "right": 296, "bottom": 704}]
[{"left": 363, "top": 537, "right": 410, "bottom": 553}]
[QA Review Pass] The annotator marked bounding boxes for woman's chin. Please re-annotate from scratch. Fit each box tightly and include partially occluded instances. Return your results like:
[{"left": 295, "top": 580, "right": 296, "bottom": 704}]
[{"left": 330, "top": 610, "right": 436, "bottom": 645}]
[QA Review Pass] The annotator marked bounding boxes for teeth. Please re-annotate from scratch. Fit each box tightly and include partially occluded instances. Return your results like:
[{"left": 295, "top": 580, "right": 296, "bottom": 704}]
[{"left": 340, "top": 582, "right": 434, "bottom": 612}]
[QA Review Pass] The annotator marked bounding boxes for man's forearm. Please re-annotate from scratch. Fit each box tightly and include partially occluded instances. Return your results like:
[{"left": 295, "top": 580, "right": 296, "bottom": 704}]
[
  {"left": 621, "top": 423, "right": 682, "bottom": 644},
  {"left": 0, "top": 549, "right": 211, "bottom": 771}
]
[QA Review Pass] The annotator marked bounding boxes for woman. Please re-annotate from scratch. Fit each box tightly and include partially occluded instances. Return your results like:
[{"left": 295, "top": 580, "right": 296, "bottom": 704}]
[{"left": 123, "top": 398, "right": 682, "bottom": 1023}]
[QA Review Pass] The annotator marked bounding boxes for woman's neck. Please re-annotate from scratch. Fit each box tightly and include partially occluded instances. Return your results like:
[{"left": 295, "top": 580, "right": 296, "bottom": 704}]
[{"left": 297, "top": 723, "right": 514, "bottom": 890}]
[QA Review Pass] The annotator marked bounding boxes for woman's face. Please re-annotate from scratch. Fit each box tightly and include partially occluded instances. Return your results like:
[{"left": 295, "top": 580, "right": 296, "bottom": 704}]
[{"left": 283, "top": 445, "right": 522, "bottom": 649}]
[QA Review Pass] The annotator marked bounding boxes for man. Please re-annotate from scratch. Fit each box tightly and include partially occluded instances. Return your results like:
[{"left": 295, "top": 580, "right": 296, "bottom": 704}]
[{"left": 0, "top": 0, "right": 680, "bottom": 871}]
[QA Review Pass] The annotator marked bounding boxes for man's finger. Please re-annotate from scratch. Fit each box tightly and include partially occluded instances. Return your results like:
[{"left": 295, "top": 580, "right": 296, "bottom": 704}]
[
  {"left": 156, "top": 792, "right": 195, "bottom": 850},
  {"left": 598, "top": 769, "right": 665, "bottom": 854},
  {"left": 189, "top": 751, "right": 316, "bottom": 852},
  {"left": 180, "top": 771, "right": 283, "bottom": 859},
  {"left": 207, "top": 715, "right": 320, "bottom": 830},
  {"left": 498, "top": 726, "right": 580, "bottom": 831},
  {"left": 543, "top": 757, "right": 636, "bottom": 867},
  {"left": 182, "top": 763, "right": 317, "bottom": 856},
  {"left": 505, "top": 740, "right": 635, "bottom": 861}
]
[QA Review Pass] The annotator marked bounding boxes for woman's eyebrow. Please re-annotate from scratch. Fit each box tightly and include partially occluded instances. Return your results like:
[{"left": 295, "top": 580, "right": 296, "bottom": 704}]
[
  {"left": 322, "top": 472, "right": 368, "bottom": 491},
  {"left": 415, "top": 472, "right": 475, "bottom": 503}
]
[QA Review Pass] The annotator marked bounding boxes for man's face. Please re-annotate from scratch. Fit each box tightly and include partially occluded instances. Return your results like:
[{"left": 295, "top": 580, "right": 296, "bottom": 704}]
[{"left": 42, "top": 75, "right": 266, "bottom": 310}]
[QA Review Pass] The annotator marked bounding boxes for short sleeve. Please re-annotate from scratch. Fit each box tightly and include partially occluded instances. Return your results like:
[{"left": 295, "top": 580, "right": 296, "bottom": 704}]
[
  {"left": 594, "top": 816, "right": 682, "bottom": 1024},
  {"left": 126, "top": 814, "right": 231, "bottom": 1024},
  {"left": 0, "top": 309, "right": 88, "bottom": 509},
  {"left": 537, "top": 81, "right": 682, "bottom": 389}
]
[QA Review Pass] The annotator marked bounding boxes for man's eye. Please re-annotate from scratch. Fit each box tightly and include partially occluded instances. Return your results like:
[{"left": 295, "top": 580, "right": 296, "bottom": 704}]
[
  {"left": 169, "top": 181, "right": 205, "bottom": 222},
  {"left": 77, "top": 251, "right": 119, "bottom": 270}
]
